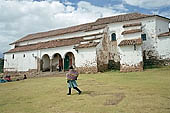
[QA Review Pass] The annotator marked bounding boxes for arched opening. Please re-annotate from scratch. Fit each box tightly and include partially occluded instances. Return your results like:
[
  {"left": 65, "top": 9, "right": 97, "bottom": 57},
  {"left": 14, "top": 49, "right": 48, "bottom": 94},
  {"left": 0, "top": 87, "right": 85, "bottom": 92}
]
[
  {"left": 41, "top": 54, "right": 50, "bottom": 72},
  {"left": 111, "top": 33, "right": 116, "bottom": 41},
  {"left": 64, "top": 52, "right": 75, "bottom": 71},
  {"left": 52, "top": 53, "right": 63, "bottom": 72}
]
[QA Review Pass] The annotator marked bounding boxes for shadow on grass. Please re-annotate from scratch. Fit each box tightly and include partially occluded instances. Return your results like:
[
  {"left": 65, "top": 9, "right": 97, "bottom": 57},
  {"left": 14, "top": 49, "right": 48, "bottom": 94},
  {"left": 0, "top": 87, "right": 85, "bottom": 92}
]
[
  {"left": 71, "top": 91, "right": 126, "bottom": 106},
  {"left": 71, "top": 90, "right": 95, "bottom": 96}
]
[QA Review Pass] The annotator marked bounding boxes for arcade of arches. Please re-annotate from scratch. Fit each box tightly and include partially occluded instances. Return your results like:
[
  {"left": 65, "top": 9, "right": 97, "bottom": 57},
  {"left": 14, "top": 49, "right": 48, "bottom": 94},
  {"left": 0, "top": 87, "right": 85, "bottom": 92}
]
[{"left": 40, "top": 52, "right": 75, "bottom": 72}]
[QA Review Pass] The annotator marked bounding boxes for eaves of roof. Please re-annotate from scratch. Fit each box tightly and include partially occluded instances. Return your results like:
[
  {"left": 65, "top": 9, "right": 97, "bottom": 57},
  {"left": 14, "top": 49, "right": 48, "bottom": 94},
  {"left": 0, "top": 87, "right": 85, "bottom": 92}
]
[
  {"left": 118, "top": 38, "right": 143, "bottom": 46},
  {"left": 158, "top": 32, "right": 170, "bottom": 37}
]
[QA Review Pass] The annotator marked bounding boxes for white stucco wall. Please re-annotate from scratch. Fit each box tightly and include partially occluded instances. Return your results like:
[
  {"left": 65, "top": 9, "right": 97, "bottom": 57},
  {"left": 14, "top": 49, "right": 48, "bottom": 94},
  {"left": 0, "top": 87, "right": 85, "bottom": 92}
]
[
  {"left": 76, "top": 47, "right": 97, "bottom": 67},
  {"left": 107, "top": 17, "right": 157, "bottom": 50},
  {"left": 108, "top": 22, "right": 123, "bottom": 43},
  {"left": 4, "top": 44, "right": 97, "bottom": 71},
  {"left": 141, "top": 17, "right": 169, "bottom": 58},
  {"left": 4, "top": 50, "right": 38, "bottom": 71},
  {"left": 107, "top": 17, "right": 156, "bottom": 41},
  {"left": 156, "top": 37, "right": 170, "bottom": 59},
  {"left": 121, "top": 32, "right": 142, "bottom": 40},
  {"left": 106, "top": 17, "right": 156, "bottom": 65},
  {"left": 107, "top": 16, "right": 169, "bottom": 63},
  {"left": 10, "top": 44, "right": 15, "bottom": 49},
  {"left": 155, "top": 17, "right": 169, "bottom": 35},
  {"left": 140, "top": 17, "right": 170, "bottom": 60},
  {"left": 154, "top": 17, "right": 170, "bottom": 60},
  {"left": 123, "top": 26, "right": 141, "bottom": 31},
  {"left": 119, "top": 45, "right": 143, "bottom": 66}
]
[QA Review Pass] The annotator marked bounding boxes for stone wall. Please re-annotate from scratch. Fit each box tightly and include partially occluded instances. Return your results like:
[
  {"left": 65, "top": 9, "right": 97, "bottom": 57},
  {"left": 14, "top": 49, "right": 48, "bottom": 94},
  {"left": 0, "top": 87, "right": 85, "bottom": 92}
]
[
  {"left": 143, "top": 50, "right": 170, "bottom": 67},
  {"left": 76, "top": 66, "right": 98, "bottom": 74},
  {"left": 96, "top": 27, "right": 110, "bottom": 72},
  {"left": 120, "top": 61, "right": 143, "bottom": 72},
  {"left": 108, "top": 40, "right": 120, "bottom": 70},
  {"left": 3, "top": 69, "right": 38, "bottom": 78}
]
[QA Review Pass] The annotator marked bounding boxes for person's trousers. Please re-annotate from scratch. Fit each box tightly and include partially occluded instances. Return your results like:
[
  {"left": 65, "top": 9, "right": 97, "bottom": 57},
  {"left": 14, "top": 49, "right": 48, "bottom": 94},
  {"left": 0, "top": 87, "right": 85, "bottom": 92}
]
[{"left": 68, "top": 87, "right": 81, "bottom": 94}]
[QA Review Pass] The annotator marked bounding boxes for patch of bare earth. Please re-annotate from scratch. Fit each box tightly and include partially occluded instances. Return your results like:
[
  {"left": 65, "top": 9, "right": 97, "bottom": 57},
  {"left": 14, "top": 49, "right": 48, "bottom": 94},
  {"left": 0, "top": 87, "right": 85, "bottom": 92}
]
[
  {"left": 85, "top": 91, "right": 126, "bottom": 106},
  {"left": 104, "top": 93, "right": 126, "bottom": 106}
]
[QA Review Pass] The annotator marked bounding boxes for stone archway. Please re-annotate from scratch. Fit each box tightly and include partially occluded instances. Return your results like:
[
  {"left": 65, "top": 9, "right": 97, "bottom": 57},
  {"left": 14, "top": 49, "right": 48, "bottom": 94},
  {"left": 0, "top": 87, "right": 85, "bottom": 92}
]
[
  {"left": 64, "top": 52, "right": 75, "bottom": 71},
  {"left": 41, "top": 54, "right": 50, "bottom": 72},
  {"left": 52, "top": 53, "right": 63, "bottom": 72}
]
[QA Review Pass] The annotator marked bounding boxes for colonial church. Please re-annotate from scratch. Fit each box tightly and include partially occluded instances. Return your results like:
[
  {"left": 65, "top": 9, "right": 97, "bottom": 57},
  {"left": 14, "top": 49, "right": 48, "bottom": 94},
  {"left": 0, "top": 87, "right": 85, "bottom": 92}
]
[{"left": 4, "top": 12, "right": 170, "bottom": 75}]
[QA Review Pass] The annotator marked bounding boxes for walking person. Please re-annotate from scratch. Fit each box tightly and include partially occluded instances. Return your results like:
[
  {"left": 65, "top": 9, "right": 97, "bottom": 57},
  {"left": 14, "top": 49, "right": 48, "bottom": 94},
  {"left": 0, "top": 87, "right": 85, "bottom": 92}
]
[{"left": 66, "top": 66, "right": 82, "bottom": 95}]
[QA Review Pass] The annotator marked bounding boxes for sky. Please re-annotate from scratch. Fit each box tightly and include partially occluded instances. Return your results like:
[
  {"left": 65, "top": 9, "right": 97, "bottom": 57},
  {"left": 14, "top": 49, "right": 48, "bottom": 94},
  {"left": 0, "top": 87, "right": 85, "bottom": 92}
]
[{"left": 0, "top": 0, "right": 170, "bottom": 58}]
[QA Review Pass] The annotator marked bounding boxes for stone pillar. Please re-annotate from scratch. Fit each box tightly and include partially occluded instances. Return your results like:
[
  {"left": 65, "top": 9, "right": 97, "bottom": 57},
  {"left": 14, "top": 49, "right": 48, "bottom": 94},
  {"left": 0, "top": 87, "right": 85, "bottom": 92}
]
[
  {"left": 50, "top": 59, "right": 53, "bottom": 72},
  {"left": 37, "top": 58, "right": 41, "bottom": 73},
  {"left": 63, "top": 58, "right": 65, "bottom": 72}
]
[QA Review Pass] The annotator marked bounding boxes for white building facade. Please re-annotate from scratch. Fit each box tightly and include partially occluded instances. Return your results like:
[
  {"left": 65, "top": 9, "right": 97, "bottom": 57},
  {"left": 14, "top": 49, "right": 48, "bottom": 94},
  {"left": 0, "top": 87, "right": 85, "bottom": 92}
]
[{"left": 4, "top": 13, "right": 170, "bottom": 75}]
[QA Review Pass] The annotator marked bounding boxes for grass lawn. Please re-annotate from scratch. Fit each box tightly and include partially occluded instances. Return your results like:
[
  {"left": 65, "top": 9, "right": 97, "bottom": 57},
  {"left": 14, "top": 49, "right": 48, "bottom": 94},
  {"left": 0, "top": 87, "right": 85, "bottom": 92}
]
[{"left": 0, "top": 66, "right": 170, "bottom": 113}]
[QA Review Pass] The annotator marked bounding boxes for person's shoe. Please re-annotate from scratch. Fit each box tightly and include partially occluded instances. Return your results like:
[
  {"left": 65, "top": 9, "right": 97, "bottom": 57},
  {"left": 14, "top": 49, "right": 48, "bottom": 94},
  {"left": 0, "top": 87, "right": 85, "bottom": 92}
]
[
  {"left": 79, "top": 91, "right": 82, "bottom": 95},
  {"left": 67, "top": 93, "right": 71, "bottom": 95}
]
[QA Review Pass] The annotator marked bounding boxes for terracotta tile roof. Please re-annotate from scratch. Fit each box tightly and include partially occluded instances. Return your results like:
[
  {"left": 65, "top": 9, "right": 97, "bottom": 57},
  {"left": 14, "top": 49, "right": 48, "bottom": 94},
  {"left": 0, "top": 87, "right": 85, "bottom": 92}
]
[
  {"left": 10, "top": 23, "right": 90, "bottom": 45},
  {"left": 10, "top": 24, "right": 104, "bottom": 45},
  {"left": 11, "top": 13, "right": 154, "bottom": 45},
  {"left": 94, "top": 13, "right": 152, "bottom": 25},
  {"left": 118, "top": 38, "right": 142, "bottom": 46},
  {"left": 75, "top": 42, "right": 99, "bottom": 48},
  {"left": 158, "top": 32, "right": 170, "bottom": 37},
  {"left": 6, "top": 32, "right": 104, "bottom": 53},
  {"left": 84, "top": 24, "right": 106, "bottom": 32},
  {"left": 121, "top": 29, "right": 142, "bottom": 35},
  {"left": 123, "top": 22, "right": 142, "bottom": 28},
  {"left": 6, "top": 37, "right": 83, "bottom": 53}
]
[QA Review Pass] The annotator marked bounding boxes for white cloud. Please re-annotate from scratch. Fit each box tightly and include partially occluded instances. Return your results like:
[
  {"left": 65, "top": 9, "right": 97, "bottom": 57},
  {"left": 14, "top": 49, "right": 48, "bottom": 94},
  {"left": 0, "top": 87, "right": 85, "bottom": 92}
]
[
  {"left": 159, "top": 11, "right": 170, "bottom": 19},
  {"left": 150, "top": 10, "right": 170, "bottom": 19},
  {"left": 124, "top": 0, "right": 170, "bottom": 9},
  {"left": 111, "top": 4, "right": 128, "bottom": 11},
  {"left": 0, "top": 0, "right": 124, "bottom": 53}
]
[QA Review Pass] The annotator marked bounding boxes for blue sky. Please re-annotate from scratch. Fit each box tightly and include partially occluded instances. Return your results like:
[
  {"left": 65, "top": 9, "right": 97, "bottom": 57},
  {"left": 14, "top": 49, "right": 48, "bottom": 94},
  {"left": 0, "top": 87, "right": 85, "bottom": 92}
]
[
  {"left": 0, "top": 0, "right": 170, "bottom": 58},
  {"left": 35, "top": 0, "right": 170, "bottom": 15}
]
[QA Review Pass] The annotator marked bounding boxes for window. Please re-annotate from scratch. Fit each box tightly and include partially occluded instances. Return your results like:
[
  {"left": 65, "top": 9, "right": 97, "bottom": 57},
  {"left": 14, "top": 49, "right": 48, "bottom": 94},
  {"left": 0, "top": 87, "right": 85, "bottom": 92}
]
[
  {"left": 111, "top": 33, "right": 116, "bottom": 41},
  {"left": 141, "top": 34, "right": 146, "bottom": 41},
  {"left": 134, "top": 44, "right": 136, "bottom": 50},
  {"left": 12, "top": 54, "right": 14, "bottom": 59}
]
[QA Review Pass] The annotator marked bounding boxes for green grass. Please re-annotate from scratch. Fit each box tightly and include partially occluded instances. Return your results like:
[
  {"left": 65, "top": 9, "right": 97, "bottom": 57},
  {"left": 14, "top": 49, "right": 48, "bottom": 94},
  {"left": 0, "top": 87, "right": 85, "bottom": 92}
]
[{"left": 0, "top": 67, "right": 170, "bottom": 113}]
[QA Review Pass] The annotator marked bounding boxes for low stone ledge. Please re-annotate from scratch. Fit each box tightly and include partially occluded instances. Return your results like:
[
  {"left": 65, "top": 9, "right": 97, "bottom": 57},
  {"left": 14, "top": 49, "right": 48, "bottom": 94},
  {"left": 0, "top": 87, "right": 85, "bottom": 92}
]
[
  {"left": 120, "top": 62, "right": 143, "bottom": 72},
  {"left": 76, "top": 66, "right": 98, "bottom": 74},
  {"left": 3, "top": 69, "right": 38, "bottom": 78}
]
